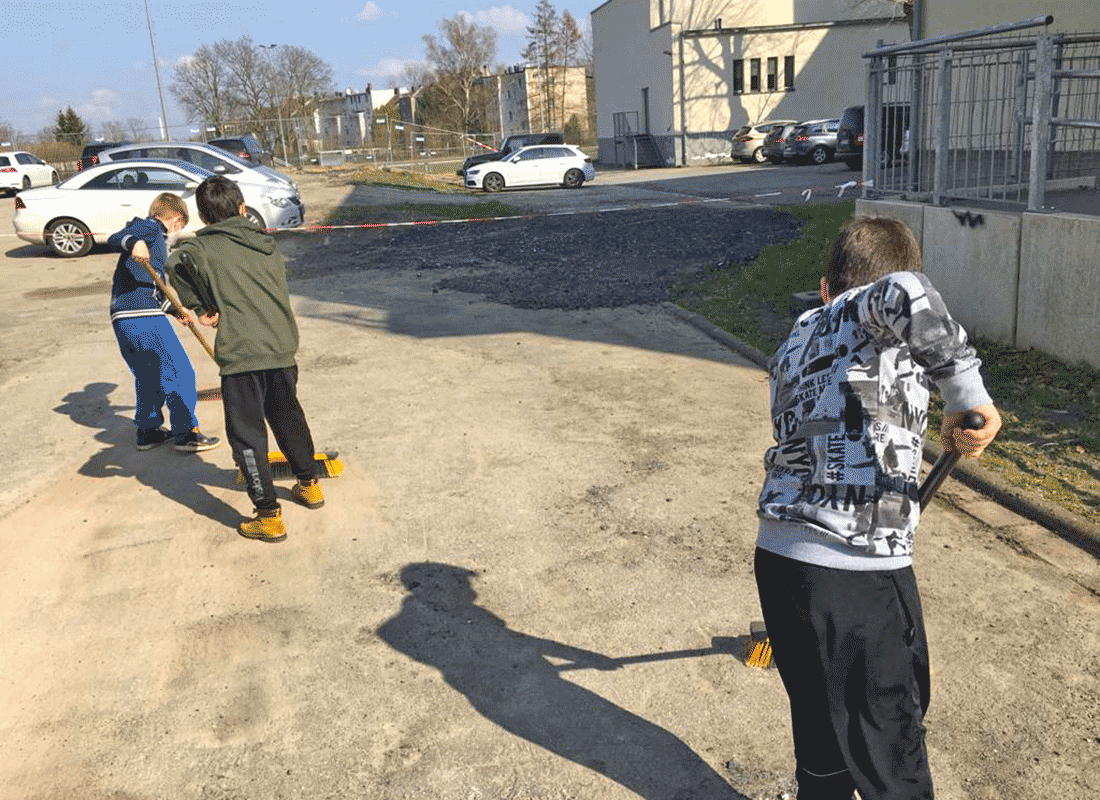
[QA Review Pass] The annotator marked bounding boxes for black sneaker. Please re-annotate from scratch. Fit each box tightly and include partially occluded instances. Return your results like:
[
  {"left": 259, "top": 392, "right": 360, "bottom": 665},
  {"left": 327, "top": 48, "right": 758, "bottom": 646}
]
[
  {"left": 137, "top": 427, "right": 172, "bottom": 451},
  {"left": 174, "top": 429, "right": 221, "bottom": 453}
]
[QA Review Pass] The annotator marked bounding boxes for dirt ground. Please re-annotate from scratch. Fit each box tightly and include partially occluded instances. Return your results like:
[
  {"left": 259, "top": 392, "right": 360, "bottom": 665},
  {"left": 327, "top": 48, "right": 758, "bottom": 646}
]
[{"left": 1, "top": 167, "right": 1099, "bottom": 800}]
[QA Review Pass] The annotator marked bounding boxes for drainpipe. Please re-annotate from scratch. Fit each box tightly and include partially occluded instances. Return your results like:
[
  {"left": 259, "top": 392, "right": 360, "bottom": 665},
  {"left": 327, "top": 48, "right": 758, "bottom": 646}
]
[
  {"left": 677, "top": 30, "right": 687, "bottom": 166},
  {"left": 911, "top": 0, "right": 924, "bottom": 41}
]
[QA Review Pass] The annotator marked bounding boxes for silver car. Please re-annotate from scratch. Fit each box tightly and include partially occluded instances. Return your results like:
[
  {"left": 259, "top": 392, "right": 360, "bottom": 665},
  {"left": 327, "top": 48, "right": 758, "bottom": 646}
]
[
  {"left": 96, "top": 141, "right": 301, "bottom": 228},
  {"left": 732, "top": 119, "right": 798, "bottom": 164}
]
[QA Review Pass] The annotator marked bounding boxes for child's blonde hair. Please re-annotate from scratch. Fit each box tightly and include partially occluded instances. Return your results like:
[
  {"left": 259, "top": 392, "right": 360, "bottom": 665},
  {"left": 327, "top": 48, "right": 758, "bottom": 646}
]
[{"left": 148, "top": 193, "right": 189, "bottom": 226}]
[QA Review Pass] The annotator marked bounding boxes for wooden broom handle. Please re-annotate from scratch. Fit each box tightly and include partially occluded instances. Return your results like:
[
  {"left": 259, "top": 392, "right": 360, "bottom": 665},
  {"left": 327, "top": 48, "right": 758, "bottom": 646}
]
[{"left": 133, "top": 255, "right": 218, "bottom": 365}]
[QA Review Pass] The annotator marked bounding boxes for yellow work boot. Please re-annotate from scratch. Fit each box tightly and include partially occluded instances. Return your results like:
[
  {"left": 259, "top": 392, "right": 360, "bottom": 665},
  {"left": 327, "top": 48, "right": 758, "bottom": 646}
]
[
  {"left": 291, "top": 478, "right": 325, "bottom": 509},
  {"left": 237, "top": 507, "right": 286, "bottom": 543}
]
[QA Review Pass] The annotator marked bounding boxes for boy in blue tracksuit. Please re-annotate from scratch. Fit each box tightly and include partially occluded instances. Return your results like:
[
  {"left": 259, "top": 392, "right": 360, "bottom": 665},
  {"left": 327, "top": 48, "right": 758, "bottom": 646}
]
[{"left": 108, "top": 193, "right": 219, "bottom": 453}]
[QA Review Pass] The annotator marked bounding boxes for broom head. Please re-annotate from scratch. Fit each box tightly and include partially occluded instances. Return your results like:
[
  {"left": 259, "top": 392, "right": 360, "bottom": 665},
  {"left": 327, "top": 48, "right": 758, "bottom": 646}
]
[{"left": 235, "top": 451, "right": 344, "bottom": 486}]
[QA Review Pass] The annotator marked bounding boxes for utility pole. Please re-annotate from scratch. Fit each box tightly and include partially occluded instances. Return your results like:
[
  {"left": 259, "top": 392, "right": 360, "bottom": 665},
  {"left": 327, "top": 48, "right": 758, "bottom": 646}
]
[
  {"left": 143, "top": 0, "right": 170, "bottom": 140},
  {"left": 259, "top": 44, "right": 291, "bottom": 167}
]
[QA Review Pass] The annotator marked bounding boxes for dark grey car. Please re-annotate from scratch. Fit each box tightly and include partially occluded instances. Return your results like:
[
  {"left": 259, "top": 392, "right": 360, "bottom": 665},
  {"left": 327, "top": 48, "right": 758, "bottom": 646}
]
[
  {"left": 208, "top": 135, "right": 271, "bottom": 167},
  {"left": 782, "top": 119, "right": 840, "bottom": 165},
  {"left": 761, "top": 123, "right": 800, "bottom": 164}
]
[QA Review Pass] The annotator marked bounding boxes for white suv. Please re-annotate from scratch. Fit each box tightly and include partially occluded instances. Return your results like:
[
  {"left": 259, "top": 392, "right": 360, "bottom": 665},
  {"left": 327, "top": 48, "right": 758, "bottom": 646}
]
[{"left": 96, "top": 141, "right": 302, "bottom": 229}]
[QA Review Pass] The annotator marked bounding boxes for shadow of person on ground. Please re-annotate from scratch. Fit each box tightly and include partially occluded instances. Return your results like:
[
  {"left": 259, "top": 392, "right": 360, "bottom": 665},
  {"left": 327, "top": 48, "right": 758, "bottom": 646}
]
[
  {"left": 55, "top": 382, "right": 242, "bottom": 529},
  {"left": 376, "top": 562, "right": 749, "bottom": 800}
]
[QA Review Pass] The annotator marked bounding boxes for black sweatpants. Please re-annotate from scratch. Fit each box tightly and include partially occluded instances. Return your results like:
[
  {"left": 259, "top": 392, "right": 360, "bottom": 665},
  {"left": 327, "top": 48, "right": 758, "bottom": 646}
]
[
  {"left": 754, "top": 548, "right": 933, "bottom": 800},
  {"left": 222, "top": 366, "right": 317, "bottom": 510}
]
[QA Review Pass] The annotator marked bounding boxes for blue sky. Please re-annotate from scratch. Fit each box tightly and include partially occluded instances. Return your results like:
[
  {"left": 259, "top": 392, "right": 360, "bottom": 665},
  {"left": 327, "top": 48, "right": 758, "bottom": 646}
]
[{"left": 4, "top": 0, "right": 591, "bottom": 143}]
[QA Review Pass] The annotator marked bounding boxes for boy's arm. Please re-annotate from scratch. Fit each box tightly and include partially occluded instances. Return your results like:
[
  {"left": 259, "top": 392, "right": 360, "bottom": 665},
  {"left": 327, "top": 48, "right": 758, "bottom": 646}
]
[
  {"left": 109, "top": 218, "right": 173, "bottom": 315},
  {"left": 858, "top": 272, "right": 1001, "bottom": 456},
  {"left": 165, "top": 244, "right": 206, "bottom": 314}
]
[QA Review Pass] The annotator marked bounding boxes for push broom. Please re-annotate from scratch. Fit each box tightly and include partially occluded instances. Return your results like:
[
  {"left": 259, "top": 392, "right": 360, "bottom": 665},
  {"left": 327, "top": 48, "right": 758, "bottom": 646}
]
[
  {"left": 745, "top": 411, "right": 987, "bottom": 669},
  {"left": 133, "top": 253, "right": 343, "bottom": 480}
]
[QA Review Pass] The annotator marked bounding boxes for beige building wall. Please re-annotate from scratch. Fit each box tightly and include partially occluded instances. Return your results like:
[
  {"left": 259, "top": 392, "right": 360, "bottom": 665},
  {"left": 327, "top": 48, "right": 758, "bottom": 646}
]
[
  {"left": 592, "top": 0, "right": 908, "bottom": 165},
  {"left": 919, "top": 0, "right": 1094, "bottom": 37}
]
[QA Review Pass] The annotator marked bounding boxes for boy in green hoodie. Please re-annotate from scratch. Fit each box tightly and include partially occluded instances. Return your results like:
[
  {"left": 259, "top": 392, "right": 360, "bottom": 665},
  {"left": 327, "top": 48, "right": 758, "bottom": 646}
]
[{"left": 166, "top": 175, "right": 322, "bottom": 543}]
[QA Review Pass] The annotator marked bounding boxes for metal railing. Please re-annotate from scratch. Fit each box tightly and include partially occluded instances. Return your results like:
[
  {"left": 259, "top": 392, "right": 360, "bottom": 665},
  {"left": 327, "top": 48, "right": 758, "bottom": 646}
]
[{"left": 862, "top": 16, "right": 1100, "bottom": 211}]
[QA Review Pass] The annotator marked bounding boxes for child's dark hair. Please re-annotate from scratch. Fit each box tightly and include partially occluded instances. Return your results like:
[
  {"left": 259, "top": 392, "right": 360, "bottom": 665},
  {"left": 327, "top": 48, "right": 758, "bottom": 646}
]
[
  {"left": 196, "top": 175, "right": 245, "bottom": 225},
  {"left": 826, "top": 216, "right": 922, "bottom": 295}
]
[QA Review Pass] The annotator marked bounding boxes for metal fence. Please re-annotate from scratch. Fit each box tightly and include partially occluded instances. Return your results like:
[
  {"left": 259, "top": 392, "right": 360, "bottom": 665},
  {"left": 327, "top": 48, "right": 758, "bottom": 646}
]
[{"left": 862, "top": 16, "right": 1100, "bottom": 211}]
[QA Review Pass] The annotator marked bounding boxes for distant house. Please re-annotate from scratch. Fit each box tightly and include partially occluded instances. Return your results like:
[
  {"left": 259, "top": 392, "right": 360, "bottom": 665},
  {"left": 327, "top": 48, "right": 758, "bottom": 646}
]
[
  {"left": 475, "top": 64, "right": 592, "bottom": 143},
  {"left": 307, "top": 86, "right": 375, "bottom": 152},
  {"left": 590, "top": 0, "right": 910, "bottom": 166}
]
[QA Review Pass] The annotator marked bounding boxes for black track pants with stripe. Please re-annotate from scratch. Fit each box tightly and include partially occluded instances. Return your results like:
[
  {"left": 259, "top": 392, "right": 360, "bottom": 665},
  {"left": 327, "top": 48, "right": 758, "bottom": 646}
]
[{"left": 222, "top": 366, "right": 317, "bottom": 510}]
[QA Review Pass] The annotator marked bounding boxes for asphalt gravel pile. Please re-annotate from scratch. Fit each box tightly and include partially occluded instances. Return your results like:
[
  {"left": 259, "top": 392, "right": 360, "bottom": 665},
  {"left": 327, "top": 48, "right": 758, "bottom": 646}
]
[{"left": 281, "top": 205, "right": 803, "bottom": 311}]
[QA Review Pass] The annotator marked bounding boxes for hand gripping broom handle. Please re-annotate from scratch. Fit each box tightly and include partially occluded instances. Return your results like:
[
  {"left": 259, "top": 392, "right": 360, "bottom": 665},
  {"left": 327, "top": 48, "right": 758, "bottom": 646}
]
[
  {"left": 918, "top": 411, "right": 987, "bottom": 510},
  {"left": 132, "top": 255, "right": 218, "bottom": 365}
]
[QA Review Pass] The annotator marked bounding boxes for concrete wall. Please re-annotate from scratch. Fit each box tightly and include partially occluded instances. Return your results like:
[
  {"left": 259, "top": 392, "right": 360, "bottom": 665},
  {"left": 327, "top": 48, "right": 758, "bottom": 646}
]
[
  {"left": 920, "top": 0, "right": 1093, "bottom": 38},
  {"left": 856, "top": 198, "right": 1100, "bottom": 369}
]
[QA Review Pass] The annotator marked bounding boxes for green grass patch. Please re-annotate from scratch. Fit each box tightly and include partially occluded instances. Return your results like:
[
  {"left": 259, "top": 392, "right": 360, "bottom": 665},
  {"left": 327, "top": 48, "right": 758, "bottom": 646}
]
[
  {"left": 678, "top": 200, "right": 1100, "bottom": 527},
  {"left": 321, "top": 201, "right": 520, "bottom": 226},
  {"left": 676, "top": 201, "right": 854, "bottom": 353}
]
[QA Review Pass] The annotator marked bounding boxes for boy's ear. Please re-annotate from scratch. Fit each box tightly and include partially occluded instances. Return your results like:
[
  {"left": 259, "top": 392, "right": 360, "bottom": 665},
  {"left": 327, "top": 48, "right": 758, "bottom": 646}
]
[
  {"left": 820, "top": 276, "right": 830, "bottom": 304},
  {"left": 238, "top": 202, "right": 247, "bottom": 217}
]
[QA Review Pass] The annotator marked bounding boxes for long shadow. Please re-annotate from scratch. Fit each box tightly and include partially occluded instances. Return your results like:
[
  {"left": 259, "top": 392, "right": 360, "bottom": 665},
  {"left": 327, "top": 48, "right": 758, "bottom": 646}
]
[
  {"left": 54, "top": 382, "right": 242, "bottom": 529},
  {"left": 376, "top": 562, "right": 750, "bottom": 800}
]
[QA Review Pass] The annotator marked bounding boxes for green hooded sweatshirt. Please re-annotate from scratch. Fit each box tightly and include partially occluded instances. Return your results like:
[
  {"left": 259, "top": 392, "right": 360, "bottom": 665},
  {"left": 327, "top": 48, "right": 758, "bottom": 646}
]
[{"left": 166, "top": 216, "right": 298, "bottom": 376}]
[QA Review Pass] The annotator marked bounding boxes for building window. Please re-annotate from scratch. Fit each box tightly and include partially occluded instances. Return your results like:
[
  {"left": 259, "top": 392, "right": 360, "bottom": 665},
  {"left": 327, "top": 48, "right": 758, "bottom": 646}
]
[
  {"left": 750, "top": 59, "right": 761, "bottom": 92},
  {"left": 784, "top": 56, "right": 795, "bottom": 90},
  {"left": 733, "top": 59, "right": 744, "bottom": 93},
  {"left": 767, "top": 57, "right": 778, "bottom": 91}
]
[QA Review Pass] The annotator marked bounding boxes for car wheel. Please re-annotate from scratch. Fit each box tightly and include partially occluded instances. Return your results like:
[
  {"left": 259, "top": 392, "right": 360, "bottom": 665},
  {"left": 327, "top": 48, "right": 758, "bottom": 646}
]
[
  {"left": 563, "top": 168, "right": 584, "bottom": 189},
  {"left": 244, "top": 207, "right": 266, "bottom": 229},
  {"left": 50, "top": 171, "right": 59, "bottom": 185},
  {"left": 810, "top": 146, "right": 829, "bottom": 165},
  {"left": 752, "top": 147, "right": 767, "bottom": 164},
  {"left": 482, "top": 172, "right": 504, "bottom": 193},
  {"left": 46, "top": 218, "right": 93, "bottom": 257},
  {"left": 21, "top": 176, "right": 31, "bottom": 191}
]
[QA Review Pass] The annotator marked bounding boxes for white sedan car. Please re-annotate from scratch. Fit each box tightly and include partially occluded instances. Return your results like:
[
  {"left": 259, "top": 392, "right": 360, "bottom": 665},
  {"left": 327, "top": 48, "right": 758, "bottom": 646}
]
[
  {"left": 13, "top": 159, "right": 302, "bottom": 257},
  {"left": 0, "top": 151, "right": 59, "bottom": 195},
  {"left": 464, "top": 144, "right": 596, "bottom": 192}
]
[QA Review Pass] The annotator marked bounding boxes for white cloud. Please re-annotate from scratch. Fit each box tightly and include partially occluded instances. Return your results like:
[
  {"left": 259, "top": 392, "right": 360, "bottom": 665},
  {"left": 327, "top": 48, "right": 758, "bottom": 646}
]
[
  {"left": 361, "top": 57, "right": 422, "bottom": 80},
  {"left": 462, "top": 5, "right": 529, "bottom": 35},
  {"left": 78, "top": 90, "right": 122, "bottom": 124},
  {"left": 357, "top": 1, "right": 383, "bottom": 22}
]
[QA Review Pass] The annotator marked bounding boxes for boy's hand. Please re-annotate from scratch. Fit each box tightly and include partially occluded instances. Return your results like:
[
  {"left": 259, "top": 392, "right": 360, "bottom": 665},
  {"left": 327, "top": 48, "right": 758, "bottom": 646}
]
[
  {"left": 131, "top": 240, "right": 150, "bottom": 264},
  {"left": 941, "top": 404, "right": 1002, "bottom": 459},
  {"left": 198, "top": 312, "right": 219, "bottom": 328}
]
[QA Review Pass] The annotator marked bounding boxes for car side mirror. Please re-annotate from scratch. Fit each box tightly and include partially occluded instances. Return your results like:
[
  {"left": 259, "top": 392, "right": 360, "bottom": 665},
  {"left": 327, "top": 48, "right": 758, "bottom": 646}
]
[
  {"left": 184, "top": 181, "right": 199, "bottom": 190},
  {"left": 510, "top": 155, "right": 521, "bottom": 163}
]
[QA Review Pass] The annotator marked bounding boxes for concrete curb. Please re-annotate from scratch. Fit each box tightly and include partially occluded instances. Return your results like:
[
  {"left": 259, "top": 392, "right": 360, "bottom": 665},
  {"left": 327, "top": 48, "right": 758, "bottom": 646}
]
[{"left": 663, "top": 301, "right": 1100, "bottom": 558}]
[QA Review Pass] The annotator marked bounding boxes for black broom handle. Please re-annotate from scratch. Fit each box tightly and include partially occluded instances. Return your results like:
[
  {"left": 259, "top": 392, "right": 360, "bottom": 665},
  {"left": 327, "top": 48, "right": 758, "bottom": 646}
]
[{"left": 918, "top": 411, "right": 987, "bottom": 510}]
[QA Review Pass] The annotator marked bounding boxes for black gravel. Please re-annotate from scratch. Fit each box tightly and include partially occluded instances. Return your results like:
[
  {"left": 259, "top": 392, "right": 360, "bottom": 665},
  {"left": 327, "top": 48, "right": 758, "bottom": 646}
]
[{"left": 281, "top": 204, "right": 803, "bottom": 311}]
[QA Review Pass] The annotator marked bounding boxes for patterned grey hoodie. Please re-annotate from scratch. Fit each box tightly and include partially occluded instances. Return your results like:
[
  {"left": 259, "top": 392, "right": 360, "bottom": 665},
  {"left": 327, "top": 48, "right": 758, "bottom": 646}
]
[{"left": 757, "top": 271, "right": 992, "bottom": 571}]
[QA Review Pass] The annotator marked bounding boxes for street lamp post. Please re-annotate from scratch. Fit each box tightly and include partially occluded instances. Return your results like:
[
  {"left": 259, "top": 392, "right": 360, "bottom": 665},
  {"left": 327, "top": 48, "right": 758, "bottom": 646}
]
[
  {"left": 259, "top": 44, "right": 291, "bottom": 167},
  {"left": 143, "top": 0, "right": 170, "bottom": 140}
]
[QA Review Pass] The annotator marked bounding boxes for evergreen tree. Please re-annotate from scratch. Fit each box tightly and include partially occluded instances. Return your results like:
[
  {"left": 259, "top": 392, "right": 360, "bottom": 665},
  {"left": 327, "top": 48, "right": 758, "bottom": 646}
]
[{"left": 54, "top": 107, "right": 88, "bottom": 145}]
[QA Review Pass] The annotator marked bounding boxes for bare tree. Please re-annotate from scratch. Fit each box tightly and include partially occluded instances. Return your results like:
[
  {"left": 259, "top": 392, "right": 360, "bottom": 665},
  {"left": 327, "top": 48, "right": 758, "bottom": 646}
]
[
  {"left": 99, "top": 120, "right": 132, "bottom": 141},
  {"left": 125, "top": 117, "right": 148, "bottom": 140},
  {"left": 222, "top": 35, "right": 272, "bottom": 136},
  {"left": 422, "top": 14, "right": 497, "bottom": 134},
  {"left": 523, "top": 0, "right": 562, "bottom": 131},
  {"left": 169, "top": 42, "right": 237, "bottom": 134}
]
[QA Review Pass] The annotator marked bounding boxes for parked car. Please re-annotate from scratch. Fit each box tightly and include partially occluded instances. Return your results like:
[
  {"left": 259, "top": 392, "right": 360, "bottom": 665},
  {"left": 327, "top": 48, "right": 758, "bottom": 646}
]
[
  {"left": 76, "top": 141, "right": 131, "bottom": 171},
  {"left": 13, "top": 159, "right": 303, "bottom": 257},
  {"left": 207, "top": 135, "right": 271, "bottom": 167},
  {"left": 457, "top": 132, "right": 565, "bottom": 176},
  {"left": 96, "top": 141, "right": 297, "bottom": 194},
  {"left": 732, "top": 119, "right": 798, "bottom": 164},
  {"left": 836, "top": 104, "right": 911, "bottom": 170},
  {"left": 760, "top": 122, "right": 800, "bottom": 164},
  {"left": 0, "top": 151, "right": 59, "bottom": 195},
  {"left": 782, "top": 119, "right": 840, "bottom": 165},
  {"left": 464, "top": 144, "right": 595, "bottom": 192}
]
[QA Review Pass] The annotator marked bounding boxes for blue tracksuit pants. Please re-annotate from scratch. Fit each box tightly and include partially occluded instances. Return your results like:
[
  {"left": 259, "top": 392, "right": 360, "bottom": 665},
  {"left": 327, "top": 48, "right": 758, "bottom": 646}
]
[{"left": 113, "top": 315, "right": 199, "bottom": 437}]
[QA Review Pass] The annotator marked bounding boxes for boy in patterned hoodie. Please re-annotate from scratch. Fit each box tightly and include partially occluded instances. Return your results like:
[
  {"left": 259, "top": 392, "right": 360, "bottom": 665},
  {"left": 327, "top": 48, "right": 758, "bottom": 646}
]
[
  {"left": 108, "top": 193, "right": 220, "bottom": 453},
  {"left": 755, "top": 216, "right": 1001, "bottom": 800}
]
